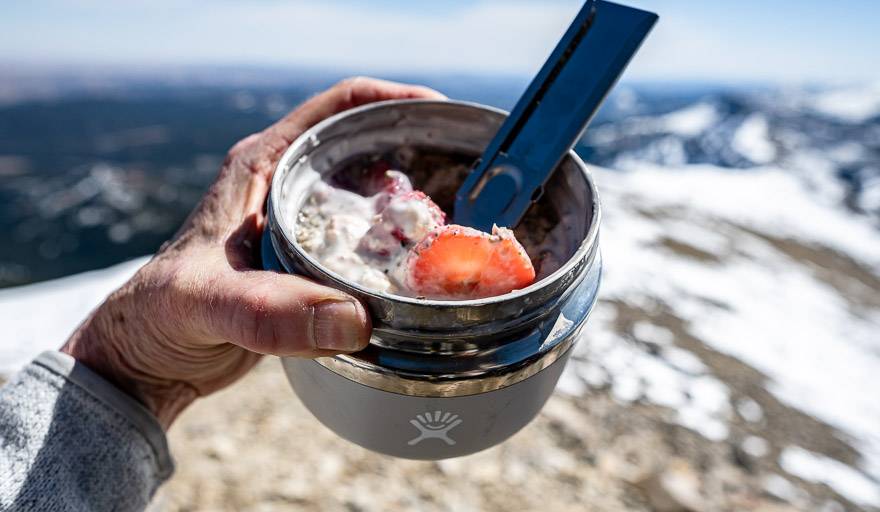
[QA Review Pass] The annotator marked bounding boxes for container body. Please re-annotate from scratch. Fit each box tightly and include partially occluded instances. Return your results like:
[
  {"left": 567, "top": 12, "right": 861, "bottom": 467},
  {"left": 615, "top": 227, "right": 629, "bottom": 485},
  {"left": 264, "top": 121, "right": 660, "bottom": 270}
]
[
  {"left": 284, "top": 348, "right": 571, "bottom": 460},
  {"left": 263, "top": 100, "right": 602, "bottom": 459}
]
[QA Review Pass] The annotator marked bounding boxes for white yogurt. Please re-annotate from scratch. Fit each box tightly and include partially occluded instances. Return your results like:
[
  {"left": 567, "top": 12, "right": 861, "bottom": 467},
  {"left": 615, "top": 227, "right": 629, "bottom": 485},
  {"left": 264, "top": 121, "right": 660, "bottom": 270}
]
[{"left": 295, "top": 171, "right": 443, "bottom": 295}]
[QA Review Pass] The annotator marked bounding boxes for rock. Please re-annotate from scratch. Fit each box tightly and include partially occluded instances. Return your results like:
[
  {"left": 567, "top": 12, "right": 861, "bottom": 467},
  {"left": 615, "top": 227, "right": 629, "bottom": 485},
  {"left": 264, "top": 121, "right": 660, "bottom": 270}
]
[{"left": 204, "top": 436, "right": 237, "bottom": 461}]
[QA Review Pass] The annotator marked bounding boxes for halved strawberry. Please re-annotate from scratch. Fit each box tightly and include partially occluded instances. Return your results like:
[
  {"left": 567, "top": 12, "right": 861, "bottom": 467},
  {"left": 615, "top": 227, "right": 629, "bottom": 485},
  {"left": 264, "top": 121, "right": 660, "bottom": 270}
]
[{"left": 406, "top": 225, "right": 536, "bottom": 299}]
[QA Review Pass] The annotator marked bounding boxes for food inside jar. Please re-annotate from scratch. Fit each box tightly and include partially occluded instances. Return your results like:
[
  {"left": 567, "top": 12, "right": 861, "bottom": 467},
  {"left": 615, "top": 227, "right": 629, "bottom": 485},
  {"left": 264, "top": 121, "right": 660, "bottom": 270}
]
[{"left": 294, "top": 155, "right": 538, "bottom": 299}]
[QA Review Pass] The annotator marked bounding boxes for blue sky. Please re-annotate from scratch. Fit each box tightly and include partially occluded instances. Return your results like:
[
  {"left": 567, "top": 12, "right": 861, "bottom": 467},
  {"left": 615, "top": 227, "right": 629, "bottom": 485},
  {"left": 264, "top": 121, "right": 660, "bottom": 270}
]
[{"left": 2, "top": 0, "right": 878, "bottom": 83}]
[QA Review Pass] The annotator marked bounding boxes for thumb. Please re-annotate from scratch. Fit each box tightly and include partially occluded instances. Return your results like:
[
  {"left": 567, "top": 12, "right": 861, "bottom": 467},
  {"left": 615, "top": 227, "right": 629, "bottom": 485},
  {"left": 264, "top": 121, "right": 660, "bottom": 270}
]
[{"left": 198, "top": 268, "right": 372, "bottom": 357}]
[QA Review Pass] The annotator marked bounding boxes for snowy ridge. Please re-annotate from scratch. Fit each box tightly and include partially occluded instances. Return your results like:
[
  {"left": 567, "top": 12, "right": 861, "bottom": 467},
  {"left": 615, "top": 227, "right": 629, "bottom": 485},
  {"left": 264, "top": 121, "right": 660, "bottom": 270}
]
[{"left": 582, "top": 83, "right": 880, "bottom": 223}]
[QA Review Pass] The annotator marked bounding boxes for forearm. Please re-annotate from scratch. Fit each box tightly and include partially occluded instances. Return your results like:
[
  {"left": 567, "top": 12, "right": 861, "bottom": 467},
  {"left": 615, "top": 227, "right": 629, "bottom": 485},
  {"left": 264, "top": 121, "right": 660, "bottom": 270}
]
[{"left": 0, "top": 351, "right": 172, "bottom": 512}]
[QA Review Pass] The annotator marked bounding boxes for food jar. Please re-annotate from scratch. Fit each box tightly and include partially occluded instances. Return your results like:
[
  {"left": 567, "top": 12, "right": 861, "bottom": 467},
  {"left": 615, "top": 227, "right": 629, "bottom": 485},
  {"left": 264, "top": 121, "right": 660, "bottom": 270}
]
[{"left": 262, "top": 99, "right": 601, "bottom": 460}]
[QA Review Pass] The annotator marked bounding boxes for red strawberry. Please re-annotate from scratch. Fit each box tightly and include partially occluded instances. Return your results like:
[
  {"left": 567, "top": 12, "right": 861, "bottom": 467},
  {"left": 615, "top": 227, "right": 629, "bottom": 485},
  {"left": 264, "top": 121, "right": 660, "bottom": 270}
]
[{"left": 406, "top": 224, "right": 536, "bottom": 299}]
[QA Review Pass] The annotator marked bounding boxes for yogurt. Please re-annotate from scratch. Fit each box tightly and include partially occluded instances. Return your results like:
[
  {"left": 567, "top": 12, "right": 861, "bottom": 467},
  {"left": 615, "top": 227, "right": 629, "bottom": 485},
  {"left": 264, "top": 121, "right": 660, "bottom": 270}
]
[
  {"left": 295, "top": 171, "right": 444, "bottom": 295},
  {"left": 291, "top": 148, "right": 574, "bottom": 299}
]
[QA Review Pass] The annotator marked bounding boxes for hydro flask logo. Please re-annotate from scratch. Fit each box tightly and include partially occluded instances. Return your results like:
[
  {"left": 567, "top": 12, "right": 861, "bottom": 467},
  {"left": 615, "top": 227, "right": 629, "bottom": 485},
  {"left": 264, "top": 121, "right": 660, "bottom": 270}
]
[{"left": 407, "top": 410, "right": 462, "bottom": 446}]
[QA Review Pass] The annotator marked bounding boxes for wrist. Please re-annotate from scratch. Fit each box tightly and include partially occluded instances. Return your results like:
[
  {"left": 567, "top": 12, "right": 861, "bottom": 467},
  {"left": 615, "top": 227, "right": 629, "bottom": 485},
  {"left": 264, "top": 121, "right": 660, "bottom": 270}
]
[{"left": 62, "top": 308, "right": 198, "bottom": 430}]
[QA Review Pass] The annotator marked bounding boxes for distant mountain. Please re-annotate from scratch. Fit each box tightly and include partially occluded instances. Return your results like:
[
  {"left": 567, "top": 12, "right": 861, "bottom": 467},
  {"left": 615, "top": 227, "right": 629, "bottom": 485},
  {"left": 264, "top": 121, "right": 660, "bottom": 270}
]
[
  {"left": 0, "top": 68, "right": 878, "bottom": 287},
  {"left": 578, "top": 83, "right": 880, "bottom": 220}
]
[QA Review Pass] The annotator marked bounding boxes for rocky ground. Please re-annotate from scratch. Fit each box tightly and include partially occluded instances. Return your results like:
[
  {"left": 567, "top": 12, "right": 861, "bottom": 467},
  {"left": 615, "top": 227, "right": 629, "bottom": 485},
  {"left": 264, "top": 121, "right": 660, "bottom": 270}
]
[{"left": 148, "top": 348, "right": 849, "bottom": 512}]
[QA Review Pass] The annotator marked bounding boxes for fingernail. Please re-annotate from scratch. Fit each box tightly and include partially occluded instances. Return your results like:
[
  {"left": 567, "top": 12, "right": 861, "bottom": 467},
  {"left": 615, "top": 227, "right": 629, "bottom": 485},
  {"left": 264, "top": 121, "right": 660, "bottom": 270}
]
[{"left": 313, "top": 300, "right": 366, "bottom": 351}]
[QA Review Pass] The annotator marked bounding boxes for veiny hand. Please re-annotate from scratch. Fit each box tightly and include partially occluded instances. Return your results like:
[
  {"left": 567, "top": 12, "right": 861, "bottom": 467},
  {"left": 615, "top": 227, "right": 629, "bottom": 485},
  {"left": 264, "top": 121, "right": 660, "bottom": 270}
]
[{"left": 62, "top": 77, "right": 446, "bottom": 429}]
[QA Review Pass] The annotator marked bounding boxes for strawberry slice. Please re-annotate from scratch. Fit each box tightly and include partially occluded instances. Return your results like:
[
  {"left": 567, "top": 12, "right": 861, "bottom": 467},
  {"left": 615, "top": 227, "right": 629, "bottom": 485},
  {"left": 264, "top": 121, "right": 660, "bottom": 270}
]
[{"left": 406, "top": 225, "right": 536, "bottom": 299}]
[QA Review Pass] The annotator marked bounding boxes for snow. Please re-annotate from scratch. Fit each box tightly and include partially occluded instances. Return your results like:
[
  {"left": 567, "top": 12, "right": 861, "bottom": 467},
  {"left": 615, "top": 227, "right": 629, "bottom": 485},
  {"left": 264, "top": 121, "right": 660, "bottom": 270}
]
[
  {"left": 762, "top": 473, "right": 809, "bottom": 506},
  {"left": 0, "top": 257, "right": 147, "bottom": 375},
  {"left": 827, "top": 142, "right": 867, "bottom": 165},
  {"left": 660, "top": 102, "right": 719, "bottom": 137},
  {"left": 860, "top": 172, "right": 880, "bottom": 214},
  {"left": 570, "top": 164, "right": 880, "bottom": 485},
  {"left": 587, "top": 102, "right": 719, "bottom": 147},
  {"left": 732, "top": 114, "right": 777, "bottom": 164},
  {"left": 808, "top": 83, "right": 880, "bottom": 124},
  {"left": 603, "top": 163, "right": 880, "bottom": 269},
  {"left": 736, "top": 397, "right": 764, "bottom": 423},
  {"left": 741, "top": 436, "right": 769, "bottom": 458},
  {"left": 568, "top": 303, "right": 732, "bottom": 441},
  {"left": 675, "top": 376, "right": 730, "bottom": 441},
  {"left": 632, "top": 321, "right": 674, "bottom": 346},
  {"left": 780, "top": 446, "right": 880, "bottom": 507}
]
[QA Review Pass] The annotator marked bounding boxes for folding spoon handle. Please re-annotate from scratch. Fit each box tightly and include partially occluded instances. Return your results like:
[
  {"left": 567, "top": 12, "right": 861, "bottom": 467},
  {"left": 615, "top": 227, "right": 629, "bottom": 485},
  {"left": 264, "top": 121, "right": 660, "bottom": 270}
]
[{"left": 453, "top": 0, "right": 657, "bottom": 231}]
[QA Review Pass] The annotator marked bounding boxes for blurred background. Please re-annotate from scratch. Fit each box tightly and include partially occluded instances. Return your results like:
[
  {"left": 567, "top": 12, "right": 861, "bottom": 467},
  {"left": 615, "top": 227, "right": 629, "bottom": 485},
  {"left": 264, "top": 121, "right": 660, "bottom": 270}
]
[{"left": 0, "top": 1, "right": 878, "bottom": 510}]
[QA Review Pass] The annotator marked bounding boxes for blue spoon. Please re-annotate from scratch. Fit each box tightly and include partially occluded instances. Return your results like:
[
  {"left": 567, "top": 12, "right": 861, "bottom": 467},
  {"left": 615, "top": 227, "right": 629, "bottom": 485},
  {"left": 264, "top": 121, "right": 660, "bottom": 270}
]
[{"left": 453, "top": 0, "right": 657, "bottom": 231}]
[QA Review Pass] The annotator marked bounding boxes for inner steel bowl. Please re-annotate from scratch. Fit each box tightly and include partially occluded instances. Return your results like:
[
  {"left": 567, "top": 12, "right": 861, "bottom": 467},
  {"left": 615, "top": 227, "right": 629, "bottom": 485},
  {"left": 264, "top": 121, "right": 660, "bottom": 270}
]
[{"left": 267, "top": 99, "right": 600, "bottom": 335}]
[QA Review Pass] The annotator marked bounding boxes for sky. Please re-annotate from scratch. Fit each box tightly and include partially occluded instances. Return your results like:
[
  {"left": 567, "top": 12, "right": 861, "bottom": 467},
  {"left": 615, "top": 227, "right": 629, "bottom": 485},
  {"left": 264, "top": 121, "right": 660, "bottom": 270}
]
[{"left": 1, "top": 0, "right": 878, "bottom": 84}]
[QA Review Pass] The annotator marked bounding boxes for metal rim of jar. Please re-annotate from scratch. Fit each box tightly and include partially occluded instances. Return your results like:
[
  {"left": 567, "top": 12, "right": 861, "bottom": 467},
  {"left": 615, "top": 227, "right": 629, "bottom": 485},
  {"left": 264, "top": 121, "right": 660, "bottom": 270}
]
[
  {"left": 269, "top": 99, "right": 601, "bottom": 397},
  {"left": 311, "top": 330, "right": 579, "bottom": 397},
  {"left": 269, "top": 99, "right": 600, "bottom": 309},
  {"left": 276, "top": 242, "right": 601, "bottom": 397}
]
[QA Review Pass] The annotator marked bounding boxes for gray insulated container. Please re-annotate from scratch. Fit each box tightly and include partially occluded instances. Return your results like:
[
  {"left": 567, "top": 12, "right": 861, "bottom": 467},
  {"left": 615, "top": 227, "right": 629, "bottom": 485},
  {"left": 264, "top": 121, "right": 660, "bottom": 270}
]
[{"left": 262, "top": 100, "right": 602, "bottom": 460}]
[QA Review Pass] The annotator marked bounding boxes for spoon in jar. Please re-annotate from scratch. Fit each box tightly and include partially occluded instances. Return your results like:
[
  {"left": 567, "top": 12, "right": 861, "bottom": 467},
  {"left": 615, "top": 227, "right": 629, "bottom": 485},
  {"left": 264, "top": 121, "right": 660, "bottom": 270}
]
[{"left": 453, "top": 0, "right": 657, "bottom": 231}]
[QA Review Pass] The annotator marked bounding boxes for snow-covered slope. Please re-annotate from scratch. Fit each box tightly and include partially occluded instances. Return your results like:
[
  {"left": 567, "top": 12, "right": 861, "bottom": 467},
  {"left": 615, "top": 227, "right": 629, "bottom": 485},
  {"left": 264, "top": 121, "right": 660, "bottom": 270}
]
[{"left": 566, "top": 164, "right": 880, "bottom": 508}]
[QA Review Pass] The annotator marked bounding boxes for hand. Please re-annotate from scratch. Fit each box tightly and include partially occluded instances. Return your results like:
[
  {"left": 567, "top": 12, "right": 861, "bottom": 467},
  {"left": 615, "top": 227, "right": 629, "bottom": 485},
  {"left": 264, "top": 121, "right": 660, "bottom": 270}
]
[{"left": 62, "top": 77, "right": 446, "bottom": 429}]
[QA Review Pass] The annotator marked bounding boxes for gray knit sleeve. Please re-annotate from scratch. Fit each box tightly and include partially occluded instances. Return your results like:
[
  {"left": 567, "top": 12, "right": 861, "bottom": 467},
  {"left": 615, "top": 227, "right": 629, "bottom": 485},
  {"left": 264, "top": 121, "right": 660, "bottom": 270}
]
[{"left": 0, "top": 351, "right": 173, "bottom": 512}]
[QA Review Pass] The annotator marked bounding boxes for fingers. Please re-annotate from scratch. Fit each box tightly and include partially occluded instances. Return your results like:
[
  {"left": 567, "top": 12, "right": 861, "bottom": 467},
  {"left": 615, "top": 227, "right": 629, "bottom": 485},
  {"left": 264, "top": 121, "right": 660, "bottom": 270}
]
[
  {"left": 264, "top": 76, "right": 447, "bottom": 149},
  {"left": 183, "top": 77, "right": 445, "bottom": 245},
  {"left": 197, "top": 268, "right": 371, "bottom": 357}
]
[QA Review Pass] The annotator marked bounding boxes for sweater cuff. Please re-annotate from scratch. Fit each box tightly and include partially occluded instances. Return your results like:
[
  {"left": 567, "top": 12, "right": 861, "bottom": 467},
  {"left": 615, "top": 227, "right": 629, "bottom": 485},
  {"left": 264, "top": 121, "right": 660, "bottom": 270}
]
[{"left": 33, "top": 350, "right": 174, "bottom": 480}]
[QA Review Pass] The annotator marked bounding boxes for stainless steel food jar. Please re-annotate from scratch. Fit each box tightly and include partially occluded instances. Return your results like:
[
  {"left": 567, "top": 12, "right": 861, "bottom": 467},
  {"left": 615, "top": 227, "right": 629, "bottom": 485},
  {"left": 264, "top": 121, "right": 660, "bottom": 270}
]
[{"left": 263, "top": 100, "right": 601, "bottom": 460}]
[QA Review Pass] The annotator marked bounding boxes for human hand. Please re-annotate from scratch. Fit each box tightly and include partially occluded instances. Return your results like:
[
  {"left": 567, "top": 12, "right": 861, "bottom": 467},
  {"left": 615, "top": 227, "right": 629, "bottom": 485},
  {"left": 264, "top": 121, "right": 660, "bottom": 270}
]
[{"left": 62, "top": 77, "right": 446, "bottom": 429}]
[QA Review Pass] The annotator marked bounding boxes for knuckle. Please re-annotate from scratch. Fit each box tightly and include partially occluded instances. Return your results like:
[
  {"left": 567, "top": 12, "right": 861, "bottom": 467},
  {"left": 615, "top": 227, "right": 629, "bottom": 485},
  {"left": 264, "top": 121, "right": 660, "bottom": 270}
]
[
  {"left": 231, "top": 132, "right": 261, "bottom": 154},
  {"left": 239, "top": 280, "right": 285, "bottom": 353},
  {"left": 223, "top": 133, "right": 261, "bottom": 168},
  {"left": 338, "top": 76, "right": 367, "bottom": 88},
  {"left": 335, "top": 76, "right": 377, "bottom": 98},
  {"left": 241, "top": 289, "right": 272, "bottom": 350}
]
